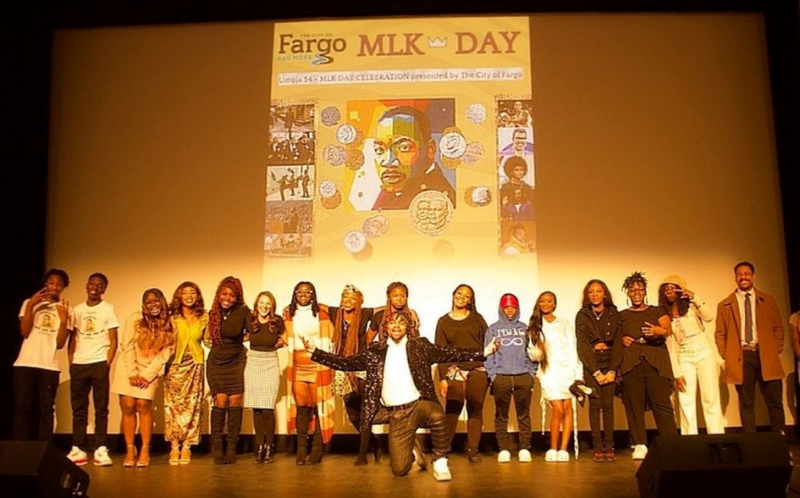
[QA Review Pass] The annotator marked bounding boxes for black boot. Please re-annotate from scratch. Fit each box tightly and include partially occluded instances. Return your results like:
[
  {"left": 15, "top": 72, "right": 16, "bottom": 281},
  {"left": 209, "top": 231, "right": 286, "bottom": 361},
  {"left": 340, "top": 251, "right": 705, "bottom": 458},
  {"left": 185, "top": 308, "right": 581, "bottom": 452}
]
[
  {"left": 263, "top": 444, "right": 274, "bottom": 464},
  {"left": 372, "top": 434, "right": 382, "bottom": 463},
  {"left": 210, "top": 407, "right": 227, "bottom": 465},
  {"left": 295, "top": 406, "right": 311, "bottom": 465},
  {"left": 254, "top": 445, "right": 264, "bottom": 464},
  {"left": 308, "top": 408, "right": 323, "bottom": 464},
  {"left": 225, "top": 406, "right": 242, "bottom": 464}
]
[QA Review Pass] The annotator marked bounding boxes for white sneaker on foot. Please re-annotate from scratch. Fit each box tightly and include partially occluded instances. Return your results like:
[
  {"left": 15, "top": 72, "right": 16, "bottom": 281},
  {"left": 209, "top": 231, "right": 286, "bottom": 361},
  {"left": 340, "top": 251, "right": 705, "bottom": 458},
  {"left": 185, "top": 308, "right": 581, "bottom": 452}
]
[
  {"left": 94, "top": 446, "right": 113, "bottom": 466},
  {"left": 67, "top": 446, "right": 88, "bottom": 466},
  {"left": 557, "top": 450, "right": 570, "bottom": 462},
  {"left": 518, "top": 449, "right": 532, "bottom": 463},
  {"left": 497, "top": 450, "right": 511, "bottom": 463},
  {"left": 545, "top": 449, "right": 558, "bottom": 462},
  {"left": 632, "top": 444, "right": 648, "bottom": 460},
  {"left": 432, "top": 457, "right": 452, "bottom": 481}
]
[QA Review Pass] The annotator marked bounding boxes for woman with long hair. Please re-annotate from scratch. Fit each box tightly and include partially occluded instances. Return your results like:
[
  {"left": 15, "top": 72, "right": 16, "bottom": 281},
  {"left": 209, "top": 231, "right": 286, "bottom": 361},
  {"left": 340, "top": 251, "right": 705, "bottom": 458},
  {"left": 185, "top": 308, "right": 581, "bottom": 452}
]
[
  {"left": 244, "top": 291, "right": 285, "bottom": 463},
  {"left": 369, "top": 282, "right": 420, "bottom": 343},
  {"left": 327, "top": 284, "right": 379, "bottom": 465},
  {"left": 164, "top": 281, "right": 208, "bottom": 465},
  {"left": 575, "top": 280, "right": 622, "bottom": 462},
  {"left": 532, "top": 291, "right": 582, "bottom": 462},
  {"left": 659, "top": 275, "right": 724, "bottom": 435},
  {"left": 434, "top": 284, "right": 489, "bottom": 463},
  {"left": 204, "top": 276, "right": 250, "bottom": 464},
  {"left": 614, "top": 272, "right": 676, "bottom": 460},
  {"left": 112, "top": 288, "right": 175, "bottom": 467},
  {"left": 284, "top": 281, "right": 336, "bottom": 465}
]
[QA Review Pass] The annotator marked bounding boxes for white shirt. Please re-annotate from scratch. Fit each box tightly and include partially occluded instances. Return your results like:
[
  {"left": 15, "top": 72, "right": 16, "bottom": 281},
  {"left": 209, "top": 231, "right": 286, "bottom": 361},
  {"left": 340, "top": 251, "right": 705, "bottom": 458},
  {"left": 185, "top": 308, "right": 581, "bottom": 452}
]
[
  {"left": 292, "top": 304, "right": 319, "bottom": 351},
  {"left": 72, "top": 300, "right": 119, "bottom": 364},
  {"left": 381, "top": 336, "right": 420, "bottom": 407},
  {"left": 15, "top": 299, "right": 74, "bottom": 372},
  {"left": 735, "top": 289, "right": 759, "bottom": 345}
]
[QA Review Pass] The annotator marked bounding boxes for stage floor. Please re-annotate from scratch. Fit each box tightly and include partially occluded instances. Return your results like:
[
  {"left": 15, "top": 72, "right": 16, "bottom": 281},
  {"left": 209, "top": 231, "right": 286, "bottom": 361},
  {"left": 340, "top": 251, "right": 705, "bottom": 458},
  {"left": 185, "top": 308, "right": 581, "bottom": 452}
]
[{"left": 74, "top": 443, "right": 800, "bottom": 498}]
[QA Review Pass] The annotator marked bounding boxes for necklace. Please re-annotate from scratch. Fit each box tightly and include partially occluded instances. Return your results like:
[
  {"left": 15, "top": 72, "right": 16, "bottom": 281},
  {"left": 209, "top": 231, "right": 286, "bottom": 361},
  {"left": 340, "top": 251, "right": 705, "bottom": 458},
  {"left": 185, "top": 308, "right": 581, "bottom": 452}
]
[
  {"left": 222, "top": 307, "right": 233, "bottom": 321},
  {"left": 593, "top": 309, "right": 603, "bottom": 320}
]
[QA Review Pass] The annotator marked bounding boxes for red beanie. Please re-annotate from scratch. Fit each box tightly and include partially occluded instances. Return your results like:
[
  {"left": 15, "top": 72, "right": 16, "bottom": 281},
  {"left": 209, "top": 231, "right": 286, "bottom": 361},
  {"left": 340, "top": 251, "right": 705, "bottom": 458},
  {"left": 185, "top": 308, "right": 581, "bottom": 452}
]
[{"left": 500, "top": 293, "right": 519, "bottom": 308}]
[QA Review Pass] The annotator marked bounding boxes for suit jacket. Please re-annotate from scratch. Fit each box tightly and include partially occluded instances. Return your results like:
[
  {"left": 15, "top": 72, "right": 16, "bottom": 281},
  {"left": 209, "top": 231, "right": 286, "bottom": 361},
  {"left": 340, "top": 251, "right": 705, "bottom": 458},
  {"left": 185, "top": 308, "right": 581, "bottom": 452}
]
[
  {"left": 311, "top": 337, "right": 483, "bottom": 433},
  {"left": 715, "top": 289, "right": 785, "bottom": 384}
]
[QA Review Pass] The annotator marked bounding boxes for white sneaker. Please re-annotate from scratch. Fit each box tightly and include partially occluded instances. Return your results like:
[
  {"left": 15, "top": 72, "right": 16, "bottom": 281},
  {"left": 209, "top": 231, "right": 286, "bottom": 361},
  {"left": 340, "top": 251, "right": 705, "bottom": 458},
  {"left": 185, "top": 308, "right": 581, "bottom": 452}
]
[
  {"left": 432, "top": 457, "right": 452, "bottom": 481},
  {"left": 632, "top": 444, "right": 648, "bottom": 460},
  {"left": 67, "top": 446, "right": 88, "bottom": 466},
  {"left": 518, "top": 449, "right": 532, "bottom": 463},
  {"left": 497, "top": 450, "right": 511, "bottom": 463},
  {"left": 557, "top": 449, "right": 570, "bottom": 462},
  {"left": 94, "top": 446, "right": 113, "bottom": 466},
  {"left": 544, "top": 449, "right": 558, "bottom": 462}
]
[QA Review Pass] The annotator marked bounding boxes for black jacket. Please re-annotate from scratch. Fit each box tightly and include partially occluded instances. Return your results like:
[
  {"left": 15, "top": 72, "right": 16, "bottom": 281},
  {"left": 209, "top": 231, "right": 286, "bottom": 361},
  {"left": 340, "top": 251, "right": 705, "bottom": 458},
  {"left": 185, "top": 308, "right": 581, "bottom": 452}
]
[{"left": 311, "top": 337, "right": 483, "bottom": 433}]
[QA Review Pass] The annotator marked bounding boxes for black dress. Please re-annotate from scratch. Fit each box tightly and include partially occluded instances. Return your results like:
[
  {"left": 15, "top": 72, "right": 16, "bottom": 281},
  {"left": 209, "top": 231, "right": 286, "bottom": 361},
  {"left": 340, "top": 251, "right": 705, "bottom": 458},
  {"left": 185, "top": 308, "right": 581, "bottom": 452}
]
[{"left": 207, "top": 304, "right": 250, "bottom": 395}]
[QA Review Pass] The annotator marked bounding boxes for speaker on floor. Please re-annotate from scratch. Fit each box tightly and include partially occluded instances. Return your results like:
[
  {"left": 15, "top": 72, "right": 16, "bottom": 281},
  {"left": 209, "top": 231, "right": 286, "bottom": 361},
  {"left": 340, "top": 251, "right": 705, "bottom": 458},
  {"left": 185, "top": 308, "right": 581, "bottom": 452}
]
[
  {"left": 636, "top": 433, "right": 791, "bottom": 498},
  {"left": 0, "top": 440, "right": 90, "bottom": 497}
]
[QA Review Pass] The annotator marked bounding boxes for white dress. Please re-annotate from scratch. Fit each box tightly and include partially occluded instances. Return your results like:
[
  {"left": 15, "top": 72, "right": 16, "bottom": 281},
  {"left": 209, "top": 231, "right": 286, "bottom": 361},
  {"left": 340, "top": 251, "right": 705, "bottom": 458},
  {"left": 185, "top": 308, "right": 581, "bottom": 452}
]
[{"left": 536, "top": 316, "right": 583, "bottom": 401}]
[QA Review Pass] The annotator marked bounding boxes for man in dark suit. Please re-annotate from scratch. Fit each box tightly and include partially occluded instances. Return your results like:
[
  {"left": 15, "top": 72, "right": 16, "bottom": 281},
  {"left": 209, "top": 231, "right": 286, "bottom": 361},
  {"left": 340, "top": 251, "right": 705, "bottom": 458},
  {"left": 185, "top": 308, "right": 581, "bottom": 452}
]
[
  {"left": 715, "top": 261, "right": 786, "bottom": 433},
  {"left": 303, "top": 310, "right": 496, "bottom": 481}
]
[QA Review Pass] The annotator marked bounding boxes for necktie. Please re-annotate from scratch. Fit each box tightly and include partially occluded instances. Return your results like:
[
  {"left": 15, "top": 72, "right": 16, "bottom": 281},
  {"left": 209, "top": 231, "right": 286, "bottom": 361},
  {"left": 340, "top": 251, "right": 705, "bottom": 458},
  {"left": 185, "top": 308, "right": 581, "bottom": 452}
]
[{"left": 744, "top": 292, "right": 754, "bottom": 344}]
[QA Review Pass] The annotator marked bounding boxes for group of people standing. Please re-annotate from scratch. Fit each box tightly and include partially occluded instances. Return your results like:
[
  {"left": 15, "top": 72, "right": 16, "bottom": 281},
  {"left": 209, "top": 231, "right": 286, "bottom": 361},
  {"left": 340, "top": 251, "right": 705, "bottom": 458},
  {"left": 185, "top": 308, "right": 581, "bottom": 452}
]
[{"left": 11, "top": 262, "right": 797, "bottom": 482}]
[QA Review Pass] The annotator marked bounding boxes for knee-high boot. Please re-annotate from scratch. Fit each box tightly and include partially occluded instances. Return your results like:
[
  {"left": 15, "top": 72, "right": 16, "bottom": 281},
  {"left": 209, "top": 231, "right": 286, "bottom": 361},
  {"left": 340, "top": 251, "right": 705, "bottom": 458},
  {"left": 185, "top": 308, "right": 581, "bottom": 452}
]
[
  {"left": 295, "top": 406, "right": 311, "bottom": 465},
  {"left": 210, "top": 407, "right": 227, "bottom": 464},
  {"left": 309, "top": 407, "right": 323, "bottom": 464},
  {"left": 354, "top": 428, "right": 371, "bottom": 466},
  {"left": 225, "top": 406, "right": 243, "bottom": 464}
]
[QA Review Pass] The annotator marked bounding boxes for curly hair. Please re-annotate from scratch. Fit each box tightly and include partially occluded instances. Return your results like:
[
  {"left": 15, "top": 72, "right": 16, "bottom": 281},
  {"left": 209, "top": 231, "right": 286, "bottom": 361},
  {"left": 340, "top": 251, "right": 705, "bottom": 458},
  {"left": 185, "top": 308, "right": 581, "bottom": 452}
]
[
  {"left": 378, "top": 282, "right": 419, "bottom": 341},
  {"left": 136, "top": 288, "right": 174, "bottom": 355},
  {"left": 208, "top": 276, "right": 245, "bottom": 346},
  {"left": 380, "top": 310, "right": 418, "bottom": 342},
  {"left": 168, "top": 281, "right": 206, "bottom": 318},
  {"left": 42, "top": 268, "right": 70, "bottom": 288}
]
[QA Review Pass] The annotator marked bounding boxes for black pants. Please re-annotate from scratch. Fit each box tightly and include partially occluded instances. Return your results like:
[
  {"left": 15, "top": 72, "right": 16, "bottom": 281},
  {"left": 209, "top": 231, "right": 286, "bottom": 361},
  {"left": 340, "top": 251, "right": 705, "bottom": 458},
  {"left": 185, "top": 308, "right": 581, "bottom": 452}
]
[
  {"left": 736, "top": 350, "right": 784, "bottom": 433},
  {"left": 382, "top": 400, "right": 449, "bottom": 477},
  {"left": 585, "top": 369, "right": 616, "bottom": 450},
  {"left": 622, "top": 361, "right": 677, "bottom": 445},
  {"left": 70, "top": 361, "right": 110, "bottom": 449},
  {"left": 13, "top": 366, "right": 60, "bottom": 441},
  {"left": 491, "top": 374, "right": 534, "bottom": 451}
]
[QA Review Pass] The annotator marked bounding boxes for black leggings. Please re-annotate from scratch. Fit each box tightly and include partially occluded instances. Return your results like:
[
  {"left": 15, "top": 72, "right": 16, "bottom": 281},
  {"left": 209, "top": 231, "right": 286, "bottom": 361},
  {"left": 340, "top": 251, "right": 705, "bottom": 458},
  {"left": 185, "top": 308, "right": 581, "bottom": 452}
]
[{"left": 444, "top": 369, "right": 489, "bottom": 451}]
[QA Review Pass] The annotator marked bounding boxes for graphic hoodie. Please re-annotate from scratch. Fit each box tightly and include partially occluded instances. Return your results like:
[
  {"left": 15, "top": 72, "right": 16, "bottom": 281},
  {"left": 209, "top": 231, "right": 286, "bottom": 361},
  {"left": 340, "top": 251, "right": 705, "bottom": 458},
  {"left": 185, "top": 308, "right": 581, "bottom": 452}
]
[{"left": 484, "top": 302, "right": 538, "bottom": 381}]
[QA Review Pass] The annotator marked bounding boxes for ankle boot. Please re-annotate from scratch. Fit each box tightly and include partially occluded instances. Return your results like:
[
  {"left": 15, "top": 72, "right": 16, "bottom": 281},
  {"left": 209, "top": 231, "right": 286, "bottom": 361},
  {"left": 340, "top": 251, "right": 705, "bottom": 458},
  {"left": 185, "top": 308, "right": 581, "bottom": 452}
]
[
  {"left": 263, "top": 444, "right": 274, "bottom": 464},
  {"left": 254, "top": 445, "right": 264, "bottom": 464},
  {"left": 210, "top": 407, "right": 227, "bottom": 464},
  {"left": 295, "top": 406, "right": 311, "bottom": 465},
  {"left": 225, "top": 407, "right": 242, "bottom": 464}
]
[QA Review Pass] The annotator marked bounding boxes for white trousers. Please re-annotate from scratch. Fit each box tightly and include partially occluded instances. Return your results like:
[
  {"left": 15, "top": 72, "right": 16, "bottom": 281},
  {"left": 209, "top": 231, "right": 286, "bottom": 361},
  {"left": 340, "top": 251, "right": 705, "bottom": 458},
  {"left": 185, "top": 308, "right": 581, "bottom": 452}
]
[{"left": 676, "top": 336, "right": 726, "bottom": 435}]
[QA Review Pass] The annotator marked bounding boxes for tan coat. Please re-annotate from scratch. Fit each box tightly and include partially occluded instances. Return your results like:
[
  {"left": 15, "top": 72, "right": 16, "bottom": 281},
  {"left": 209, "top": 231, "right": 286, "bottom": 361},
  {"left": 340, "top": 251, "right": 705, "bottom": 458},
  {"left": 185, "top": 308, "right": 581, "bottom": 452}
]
[{"left": 715, "top": 289, "right": 785, "bottom": 384}]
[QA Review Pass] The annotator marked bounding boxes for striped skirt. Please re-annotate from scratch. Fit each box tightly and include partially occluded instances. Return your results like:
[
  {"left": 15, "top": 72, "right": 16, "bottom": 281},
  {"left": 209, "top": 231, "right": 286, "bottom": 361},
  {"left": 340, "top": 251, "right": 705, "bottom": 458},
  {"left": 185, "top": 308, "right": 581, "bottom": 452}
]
[
  {"left": 163, "top": 351, "right": 205, "bottom": 445},
  {"left": 244, "top": 350, "right": 280, "bottom": 409}
]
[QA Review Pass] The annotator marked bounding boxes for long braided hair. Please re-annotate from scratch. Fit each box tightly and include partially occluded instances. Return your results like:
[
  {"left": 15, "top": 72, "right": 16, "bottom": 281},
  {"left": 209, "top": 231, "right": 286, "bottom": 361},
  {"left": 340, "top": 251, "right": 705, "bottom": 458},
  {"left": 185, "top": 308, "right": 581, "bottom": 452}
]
[
  {"left": 332, "top": 284, "right": 364, "bottom": 357},
  {"left": 136, "top": 288, "right": 174, "bottom": 355},
  {"left": 208, "top": 276, "right": 245, "bottom": 346}
]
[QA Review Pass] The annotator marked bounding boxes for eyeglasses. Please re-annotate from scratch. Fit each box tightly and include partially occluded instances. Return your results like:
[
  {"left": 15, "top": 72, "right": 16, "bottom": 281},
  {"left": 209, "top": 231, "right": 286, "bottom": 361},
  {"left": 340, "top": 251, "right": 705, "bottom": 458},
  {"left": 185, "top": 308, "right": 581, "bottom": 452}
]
[{"left": 295, "top": 289, "right": 314, "bottom": 295}]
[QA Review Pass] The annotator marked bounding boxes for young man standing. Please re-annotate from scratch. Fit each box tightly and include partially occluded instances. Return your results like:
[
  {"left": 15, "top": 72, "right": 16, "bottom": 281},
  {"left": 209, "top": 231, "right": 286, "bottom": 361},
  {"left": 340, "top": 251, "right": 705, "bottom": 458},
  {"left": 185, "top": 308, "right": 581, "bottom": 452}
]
[{"left": 67, "top": 272, "right": 119, "bottom": 466}]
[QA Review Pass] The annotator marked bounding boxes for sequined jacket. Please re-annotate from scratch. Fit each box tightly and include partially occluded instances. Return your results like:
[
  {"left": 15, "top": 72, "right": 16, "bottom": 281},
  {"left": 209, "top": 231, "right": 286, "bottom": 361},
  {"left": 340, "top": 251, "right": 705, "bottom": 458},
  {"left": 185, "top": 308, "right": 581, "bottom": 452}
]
[{"left": 311, "top": 337, "right": 484, "bottom": 433}]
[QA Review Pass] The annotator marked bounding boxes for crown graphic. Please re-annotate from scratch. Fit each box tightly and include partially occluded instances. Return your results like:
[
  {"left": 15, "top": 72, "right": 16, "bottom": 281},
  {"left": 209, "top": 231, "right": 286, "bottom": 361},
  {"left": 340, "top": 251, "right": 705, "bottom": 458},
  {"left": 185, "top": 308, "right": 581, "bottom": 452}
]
[{"left": 428, "top": 37, "right": 447, "bottom": 48}]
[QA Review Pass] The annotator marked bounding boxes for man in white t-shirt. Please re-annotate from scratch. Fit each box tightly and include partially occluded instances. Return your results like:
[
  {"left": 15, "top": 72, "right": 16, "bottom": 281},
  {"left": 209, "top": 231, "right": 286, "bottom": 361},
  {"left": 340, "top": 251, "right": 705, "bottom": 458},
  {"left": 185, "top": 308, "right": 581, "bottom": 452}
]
[
  {"left": 67, "top": 273, "right": 119, "bottom": 466},
  {"left": 14, "top": 268, "right": 74, "bottom": 442}
]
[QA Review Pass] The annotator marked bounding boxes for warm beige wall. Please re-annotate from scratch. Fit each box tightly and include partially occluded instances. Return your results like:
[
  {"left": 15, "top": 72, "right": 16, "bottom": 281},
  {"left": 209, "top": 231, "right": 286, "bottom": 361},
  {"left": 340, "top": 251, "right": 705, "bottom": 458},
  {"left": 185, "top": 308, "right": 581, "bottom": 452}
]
[{"left": 47, "top": 13, "right": 790, "bottom": 436}]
